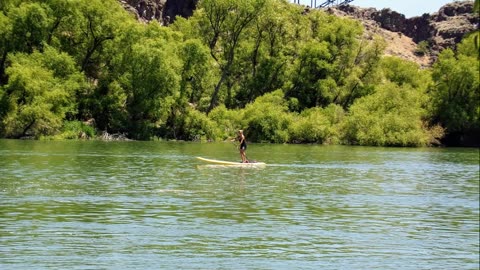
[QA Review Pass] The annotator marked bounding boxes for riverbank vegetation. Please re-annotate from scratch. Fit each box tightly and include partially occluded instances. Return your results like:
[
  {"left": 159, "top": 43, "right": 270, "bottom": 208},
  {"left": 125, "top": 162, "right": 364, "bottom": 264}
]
[{"left": 0, "top": 0, "right": 478, "bottom": 146}]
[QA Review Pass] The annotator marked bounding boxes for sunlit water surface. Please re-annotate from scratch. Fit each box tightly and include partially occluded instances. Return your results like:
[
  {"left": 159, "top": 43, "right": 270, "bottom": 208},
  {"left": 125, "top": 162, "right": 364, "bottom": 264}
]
[{"left": 0, "top": 140, "right": 478, "bottom": 269}]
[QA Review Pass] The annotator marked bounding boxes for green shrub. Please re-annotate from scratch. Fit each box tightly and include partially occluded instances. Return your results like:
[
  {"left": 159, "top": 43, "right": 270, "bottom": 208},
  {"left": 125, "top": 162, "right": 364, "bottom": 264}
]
[
  {"left": 343, "top": 82, "right": 437, "bottom": 146},
  {"left": 208, "top": 105, "right": 245, "bottom": 140},
  {"left": 177, "top": 108, "right": 218, "bottom": 141},
  {"left": 242, "top": 90, "right": 293, "bottom": 143},
  {"left": 414, "top": 41, "right": 430, "bottom": 56},
  {"left": 247, "top": 111, "right": 292, "bottom": 143},
  {"left": 289, "top": 104, "right": 345, "bottom": 144},
  {"left": 47, "top": 121, "right": 96, "bottom": 140}
]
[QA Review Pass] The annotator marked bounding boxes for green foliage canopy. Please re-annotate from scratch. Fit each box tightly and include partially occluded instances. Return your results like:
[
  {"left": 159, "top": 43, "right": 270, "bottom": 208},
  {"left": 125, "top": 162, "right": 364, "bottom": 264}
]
[
  {"left": 1, "top": 46, "right": 84, "bottom": 138},
  {"left": 0, "top": 0, "right": 477, "bottom": 146},
  {"left": 344, "top": 82, "right": 434, "bottom": 146},
  {"left": 430, "top": 37, "right": 480, "bottom": 145}
]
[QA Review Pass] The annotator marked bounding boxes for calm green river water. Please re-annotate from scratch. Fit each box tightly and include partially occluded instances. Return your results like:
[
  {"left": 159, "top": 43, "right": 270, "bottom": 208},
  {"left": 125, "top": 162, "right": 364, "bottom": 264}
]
[{"left": 0, "top": 140, "right": 478, "bottom": 270}]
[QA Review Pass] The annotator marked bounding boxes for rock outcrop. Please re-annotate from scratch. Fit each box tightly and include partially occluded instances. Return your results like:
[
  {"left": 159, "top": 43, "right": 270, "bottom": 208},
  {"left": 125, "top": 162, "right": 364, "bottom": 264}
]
[
  {"left": 336, "top": 1, "right": 478, "bottom": 55},
  {"left": 162, "top": 0, "right": 198, "bottom": 24},
  {"left": 120, "top": 0, "right": 198, "bottom": 25},
  {"left": 430, "top": 2, "right": 478, "bottom": 52}
]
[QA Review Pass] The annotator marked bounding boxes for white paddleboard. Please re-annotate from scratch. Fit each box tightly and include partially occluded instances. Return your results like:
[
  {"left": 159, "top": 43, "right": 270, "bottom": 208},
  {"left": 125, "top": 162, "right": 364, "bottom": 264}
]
[{"left": 196, "top": 157, "right": 266, "bottom": 166}]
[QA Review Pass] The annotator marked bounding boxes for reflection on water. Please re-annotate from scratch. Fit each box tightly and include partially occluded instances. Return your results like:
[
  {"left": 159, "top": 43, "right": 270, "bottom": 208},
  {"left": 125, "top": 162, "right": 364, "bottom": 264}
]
[{"left": 0, "top": 140, "right": 478, "bottom": 269}]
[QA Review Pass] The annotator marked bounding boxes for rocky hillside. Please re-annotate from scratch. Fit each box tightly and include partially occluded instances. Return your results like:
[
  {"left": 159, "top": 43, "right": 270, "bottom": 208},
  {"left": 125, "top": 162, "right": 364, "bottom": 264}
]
[
  {"left": 119, "top": 0, "right": 477, "bottom": 66},
  {"left": 332, "top": 1, "right": 477, "bottom": 65}
]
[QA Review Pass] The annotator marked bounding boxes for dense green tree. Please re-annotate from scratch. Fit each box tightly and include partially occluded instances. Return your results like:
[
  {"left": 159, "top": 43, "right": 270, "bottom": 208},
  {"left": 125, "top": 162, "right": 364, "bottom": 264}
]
[
  {"left": 286, "top": 40, "right": 333, "bottom": 109},
  {"left": 67, "top": 0, "right": 131, "bottom": 77},
  {"left": 0, "top": 2, "right": 53, "bottom": 84},
  {"left": 285, "top": 11, "right": 383, "bottom": 111},
  {"left": 0, "top": 46, "right": 84, "bottom": 138},
  {"left": 110, "top": 27, "right": 181, "bottom": 140},
  {"left": 380, "top": 56, "right": 431, "bottom": 89},
  {"left": 196, "top": 0, "right": 268, "bottom": 112},
  {"left": 178, "top": 39, "right": 216, "bottom": 108},
  {"left": 0, "top": 12, "right": 12, "bottom": 84},
  {"left": 8, "top": 2, "right": 52, "bottom": 53},
  {"left": 78, "top": 19, "right": 143, "bottom": 133},
  {"left": 343, "top": 82, "right": 440, "bottom": 146},
  {"left": 232, "top": 0, "right": 295, "bottom": 107},
  {"left": 0, "top": 0, "right": 477, "bottom": 146},
  {"left": 342, "top": 56, "right": 442, "bottom": 146},
  {"left": 335, "top": 37, "right": 384, "bottom": 108},
  {"left": 430, "top": 37, "right": 480, "bottom": 146},
  {"left": 161, "top": 38, "right": 218, "bottom": 139},
  {"left": 177, "top": 1, "right": 383, "bottom": 112},
  {"left": 0, "top": 0, "right": 20, "bottom": 12}
]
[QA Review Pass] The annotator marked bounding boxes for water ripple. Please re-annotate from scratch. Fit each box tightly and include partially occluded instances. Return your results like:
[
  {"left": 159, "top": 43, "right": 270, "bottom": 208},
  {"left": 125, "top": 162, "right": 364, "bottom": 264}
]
[{"left": 0, "top": 141, "right": 478, "bottom": 270}]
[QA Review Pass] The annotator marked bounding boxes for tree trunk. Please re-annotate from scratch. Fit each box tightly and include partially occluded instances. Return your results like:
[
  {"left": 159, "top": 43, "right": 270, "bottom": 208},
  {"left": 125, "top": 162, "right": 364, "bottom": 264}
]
[{"left": 206, "top": 70, "right": 228, "bottom": 114}]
